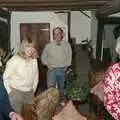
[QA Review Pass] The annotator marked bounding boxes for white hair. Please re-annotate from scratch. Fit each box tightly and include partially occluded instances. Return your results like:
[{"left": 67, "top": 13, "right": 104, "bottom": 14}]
[{"left": 115, "top": 36, "right": 120, "bottom": 55}]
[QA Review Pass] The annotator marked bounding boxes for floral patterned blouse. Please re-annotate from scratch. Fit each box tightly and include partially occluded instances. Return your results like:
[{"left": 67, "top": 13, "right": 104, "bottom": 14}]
[{"left": 104, "top": 62, "right": 120, "bottom": 120}]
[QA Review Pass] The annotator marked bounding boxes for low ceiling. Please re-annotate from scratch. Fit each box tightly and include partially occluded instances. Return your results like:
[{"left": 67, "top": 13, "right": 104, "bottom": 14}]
[
  {"left": 0, "top": 0, "right": 120, "bottom": 17},
  {"left": 0, "top": 0, "right": 111, "bottom": 10}
]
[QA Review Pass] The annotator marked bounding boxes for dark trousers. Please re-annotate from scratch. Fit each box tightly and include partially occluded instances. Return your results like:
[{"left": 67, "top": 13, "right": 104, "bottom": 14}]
[{"left": 0, "top": 74, "right": 13, "bottom": 120}]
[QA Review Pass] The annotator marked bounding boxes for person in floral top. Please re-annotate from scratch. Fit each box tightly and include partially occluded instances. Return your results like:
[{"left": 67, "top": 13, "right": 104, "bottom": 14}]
[{"left": 104, "top": 36, "right": 120, "bottom": 120}]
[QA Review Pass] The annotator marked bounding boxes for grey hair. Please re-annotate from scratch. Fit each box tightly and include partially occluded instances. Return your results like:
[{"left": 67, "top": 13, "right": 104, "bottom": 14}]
[{"left": 115, "top": 36, "right": 120, "bottom": 55}]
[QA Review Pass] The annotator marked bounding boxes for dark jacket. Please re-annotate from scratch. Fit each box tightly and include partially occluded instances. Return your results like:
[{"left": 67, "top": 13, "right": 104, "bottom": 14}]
[{"left": 0, "top": 74, "right": 14, "bottom": 120}]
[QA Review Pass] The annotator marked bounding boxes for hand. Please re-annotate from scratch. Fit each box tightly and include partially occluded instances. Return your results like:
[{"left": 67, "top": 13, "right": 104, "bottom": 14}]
[
  {"left": 47, "top": 64, "right": 53, "bottom": 70},
  {"left": 10, "top": 112, "right": 24, "bottom": 120},
  {"left": 64, "top": 67, "right": 68, "bottom": 71}
]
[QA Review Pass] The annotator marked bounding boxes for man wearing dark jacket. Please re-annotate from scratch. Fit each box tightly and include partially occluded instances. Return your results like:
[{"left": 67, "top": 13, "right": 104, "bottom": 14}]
[{"left": 0, "top": 74, "right": 23, "bottom": 120}]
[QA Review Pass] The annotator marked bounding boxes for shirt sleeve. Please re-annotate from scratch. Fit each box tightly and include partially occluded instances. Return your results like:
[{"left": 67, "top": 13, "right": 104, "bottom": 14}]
[
  {"left": 3, "top": 57, "right": 16, "bottom": 94},
  {"left": 41, "top": 45, "right": 48, "bottom": 66},
  {"left": 104, "top": 66, "right": 120, "bottom": 120},
  {"left": 33, "top": 59, "right": 39, "bottom": 92}
]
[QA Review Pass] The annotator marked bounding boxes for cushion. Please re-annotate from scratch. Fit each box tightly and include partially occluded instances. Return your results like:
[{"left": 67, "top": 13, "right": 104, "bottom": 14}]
[
  {"left": 30, "top": 87, "right": 59, "bottom": 120},
  {"left": 52, "top": 100, "right": 87, "bottom": 120},
  {"left": 90, "top": 80, "right": 103, "bottom": 101}
]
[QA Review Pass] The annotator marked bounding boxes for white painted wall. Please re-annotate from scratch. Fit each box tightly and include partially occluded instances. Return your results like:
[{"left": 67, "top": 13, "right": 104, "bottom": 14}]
[
  {"left": 91, "top": 11, "right": 98, "bottom": 58},
  {"left": 71, "top": 11, "right": 91, "bottom": 44},
  {"left": 70, "top": 11, "right": 98, "bottom": 58},
  {"left": 103, "top": 25, "right": 116, "bottom": 48},
  {"left": 109, "top": 12, "right": 120, "bottom": 17},
  {"left": 10, "top": 11, "right": 98, "bottom": 57},
  {"left": 102, "top": 24, "right": 118, "bottom": 62},
  {"left": 10, "top": 11, "right": 68, "bottom": 53}
]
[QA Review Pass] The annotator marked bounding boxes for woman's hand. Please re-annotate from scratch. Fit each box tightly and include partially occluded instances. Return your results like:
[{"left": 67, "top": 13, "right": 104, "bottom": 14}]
[{"left": 10, "top": 112, "right": 24, "bottom": 120}]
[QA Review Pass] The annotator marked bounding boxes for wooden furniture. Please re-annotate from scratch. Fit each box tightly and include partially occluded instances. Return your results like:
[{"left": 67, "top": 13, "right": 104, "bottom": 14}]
[
  {"left": 21, "top": 87, "right": 59, "bottom": 120},
  {"left": 21, "top": 104, "right": 34, "bottom": 120},
  {"left": 21, "top": 97, "right": 97, "bottom": 120},
  {"left": 89, "top": 70, "right": 104, "bottom": 115}
]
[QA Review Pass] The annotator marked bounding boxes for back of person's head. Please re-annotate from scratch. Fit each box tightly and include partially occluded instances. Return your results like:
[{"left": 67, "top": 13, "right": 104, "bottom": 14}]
[
  {"left": 19, "top": 38, "right": 38, "bottom": 59},
  {"left": 115, "top": 36, "right": 120, "bottom": 55}
]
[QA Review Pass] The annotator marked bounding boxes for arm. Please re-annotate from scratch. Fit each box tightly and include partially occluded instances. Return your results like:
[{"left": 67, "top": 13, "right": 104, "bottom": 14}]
[
  {"left": 104, "top": 66, "right": 120, "bottom": 120},
  {"left": 33, "top": 59, "right": 39, "bottom": 92}
]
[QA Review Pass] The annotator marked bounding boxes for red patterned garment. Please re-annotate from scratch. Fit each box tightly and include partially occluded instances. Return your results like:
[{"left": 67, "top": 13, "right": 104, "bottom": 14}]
[{"left": 104, "top": 62, "right": 120, "bottom": 120}]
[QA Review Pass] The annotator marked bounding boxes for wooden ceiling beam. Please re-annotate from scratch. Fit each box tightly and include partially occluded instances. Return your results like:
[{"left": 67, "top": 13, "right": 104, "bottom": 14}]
[
  {"left": 0, "top": 0, "right": 110, "bottom": 11},
  {"left": 6, "top": 6, "right": 96, "bottom": 11},
  {"left": 0, "top": 0, "right": 110, "bottom": 3},
  {"left": 96, "top": 0, "right": 120, "bottom": 17},
  {"left": 0, "top": 1, "right": 108, "bottom": 6}
]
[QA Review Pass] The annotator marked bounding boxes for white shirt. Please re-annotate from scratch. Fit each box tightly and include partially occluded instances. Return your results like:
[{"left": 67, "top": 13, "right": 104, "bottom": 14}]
[{"left": 3, "top": 55, "right": 39, "bottom": 94}]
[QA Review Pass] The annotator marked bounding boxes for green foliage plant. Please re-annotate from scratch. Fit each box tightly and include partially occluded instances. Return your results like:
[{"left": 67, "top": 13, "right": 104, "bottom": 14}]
[
  {"left": 64, "top": 68, "right": 88, "bottom": 101},
  {"left": 0, "top": 48, "right": 14, "bottom": 73}
]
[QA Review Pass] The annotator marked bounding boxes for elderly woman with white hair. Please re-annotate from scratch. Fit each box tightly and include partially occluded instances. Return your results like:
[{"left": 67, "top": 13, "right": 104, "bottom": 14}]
[{"left": 104, "top": 36, "right": 120, "bottom": 120}]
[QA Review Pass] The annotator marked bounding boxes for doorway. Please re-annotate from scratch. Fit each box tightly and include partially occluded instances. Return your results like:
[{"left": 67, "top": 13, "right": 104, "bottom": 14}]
[
  {"left": 20, "top": 23, "right": 50, "bottom": 92},
  {"left": 96, "top": 17, "right": 120, "bottom": 64}
]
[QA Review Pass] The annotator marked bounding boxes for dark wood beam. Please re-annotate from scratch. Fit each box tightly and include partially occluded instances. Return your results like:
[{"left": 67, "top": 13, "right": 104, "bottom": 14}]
[
  {"left": 96, "top": 20, "right": 104, "bottom": 60},
  {"left": 103, "top": 17, "right": 120, "bottom": 24},
  {"left": 0, "top": 0, "right": 110, "bottom": 11},
  {"left": 68, "top": 12, "right": 71, "bottom": 41},
  {"left": 96, "top": 0, "right": 120, "bottom": 17},
  {"left": 0, "top": 0, "right": 109, "bottom": 3}
]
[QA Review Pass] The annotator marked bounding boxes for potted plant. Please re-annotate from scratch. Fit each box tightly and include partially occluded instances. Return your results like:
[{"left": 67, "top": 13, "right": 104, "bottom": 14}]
[
  {"left": 0, "top": 48, "right": 14, "bottom": 74},
  {"left": 64, "top": 68, "right": 89, "bottom": 104}
]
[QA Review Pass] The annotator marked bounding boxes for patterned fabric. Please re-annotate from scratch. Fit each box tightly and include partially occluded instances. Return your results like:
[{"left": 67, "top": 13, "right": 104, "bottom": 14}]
[
  {"left": 104, "top": 62, "right": 120, "bottom": 120},
  {"left": 90, "top": 80, "right": 104, "bottom": 101},
  {"left": 30, "top": 87, "right": 59, "bottom": 120},
  {"left": 52, "top": 100, "right": 87, "bottom": 120}
]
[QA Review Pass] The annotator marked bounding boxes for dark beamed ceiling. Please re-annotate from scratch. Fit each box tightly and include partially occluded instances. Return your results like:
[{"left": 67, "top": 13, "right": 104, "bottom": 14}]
[
  {"left": 0, "top": 0, "right": 111, "bottom": 10},
  {"left": 0, "top": 0, "right": 120, "bottom": 17}
]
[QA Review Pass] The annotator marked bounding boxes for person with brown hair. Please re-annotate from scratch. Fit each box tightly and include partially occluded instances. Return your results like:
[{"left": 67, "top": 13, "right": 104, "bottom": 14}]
[
  {"left": 3, "top": 38, "right": 39, "bottom": 114},
  {"left": 41, "top": 27, "right": 72, "bottom": 106}
]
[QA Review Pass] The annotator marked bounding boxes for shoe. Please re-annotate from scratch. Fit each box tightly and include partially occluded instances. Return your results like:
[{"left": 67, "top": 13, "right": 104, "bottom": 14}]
[
  {"left": 59, "top": 96, "right": 68, "bottom": 106},
  {"left": 59, "top": 101, "right": 65, "bottom": 106}
]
